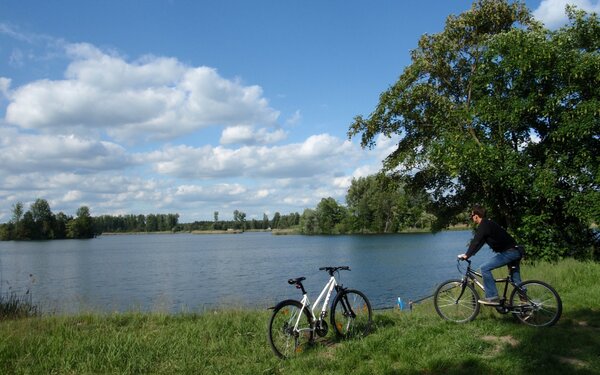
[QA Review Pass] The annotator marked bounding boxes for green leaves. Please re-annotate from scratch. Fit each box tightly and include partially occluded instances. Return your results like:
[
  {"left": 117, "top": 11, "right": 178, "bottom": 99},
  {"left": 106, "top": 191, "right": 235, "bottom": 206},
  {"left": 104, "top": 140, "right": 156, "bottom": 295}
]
[{"left": 349, "top": 1, "right": 600, "bottom": 259}]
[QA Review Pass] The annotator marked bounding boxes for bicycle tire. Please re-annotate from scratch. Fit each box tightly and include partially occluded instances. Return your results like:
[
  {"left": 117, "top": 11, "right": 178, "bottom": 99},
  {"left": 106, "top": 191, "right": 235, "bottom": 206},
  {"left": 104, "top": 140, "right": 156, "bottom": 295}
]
[
  {"left": 434, "top": 279, "right": 480, "bottom": 323},
  {"left": 330, "top": 289, "right": 372, "bottom": 338},
  {"left": 267, "top": 299, "right": 314, "bottom": 359},
  {"left": 509, "top": 280, "right": 562, "bottom": 327}
]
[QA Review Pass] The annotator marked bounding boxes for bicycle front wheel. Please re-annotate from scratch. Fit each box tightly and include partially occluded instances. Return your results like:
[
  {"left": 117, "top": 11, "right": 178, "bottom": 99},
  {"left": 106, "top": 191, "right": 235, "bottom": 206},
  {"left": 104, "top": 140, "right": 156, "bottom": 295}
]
[
  {"left": 267, "top": 299, "right": 314, "bottom": 359},
  {"left": 330, "top": 289, "right": 372, "bottom": 338},
  {"left": 510, "top": 280, "right": 562, "bottom": 327},
  {"left": 434, "top": 279, "right": 480, "bottom": 323}
]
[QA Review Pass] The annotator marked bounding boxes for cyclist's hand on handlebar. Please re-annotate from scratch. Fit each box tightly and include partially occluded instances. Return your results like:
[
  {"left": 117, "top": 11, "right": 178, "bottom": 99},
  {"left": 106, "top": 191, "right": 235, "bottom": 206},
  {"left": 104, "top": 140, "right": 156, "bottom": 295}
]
[{"left": 457, "top": 254, "right": 468, "bottom": 260}]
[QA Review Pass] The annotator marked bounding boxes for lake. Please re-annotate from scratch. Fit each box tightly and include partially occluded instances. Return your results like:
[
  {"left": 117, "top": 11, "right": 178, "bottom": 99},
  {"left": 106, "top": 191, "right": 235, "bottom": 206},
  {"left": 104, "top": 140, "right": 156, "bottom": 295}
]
[{"left": 0, "top": 230, "right": 493, "bottom": 314}]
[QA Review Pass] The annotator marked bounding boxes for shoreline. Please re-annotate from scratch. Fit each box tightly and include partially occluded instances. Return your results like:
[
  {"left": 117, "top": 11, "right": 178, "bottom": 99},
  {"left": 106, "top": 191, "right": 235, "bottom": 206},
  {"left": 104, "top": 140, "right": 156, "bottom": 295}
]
[{"left": 98, "top": 226, "right": 471, "bottom": 237}]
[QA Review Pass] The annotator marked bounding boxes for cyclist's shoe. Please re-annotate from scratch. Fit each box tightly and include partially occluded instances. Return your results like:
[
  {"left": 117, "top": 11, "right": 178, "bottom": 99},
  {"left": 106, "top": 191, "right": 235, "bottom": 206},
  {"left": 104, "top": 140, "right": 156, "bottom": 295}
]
[
  {"left": 519, "top": 294, "right": 529, "bottom": 304},
  {"left": 478, "top": 297, "right": 500, "bottom": 306}
]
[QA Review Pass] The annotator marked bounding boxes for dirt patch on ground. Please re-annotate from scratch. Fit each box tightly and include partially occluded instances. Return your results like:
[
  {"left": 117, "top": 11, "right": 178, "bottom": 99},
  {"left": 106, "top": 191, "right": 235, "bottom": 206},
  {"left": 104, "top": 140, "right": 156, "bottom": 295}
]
[
  {"left": 482, "top": 335, "right": 519, "bottom": 347},
  {"left": 315, "top": 337, "right": 338, "bottom": 359},
  {"left": 481, "top": 335, "right": 519, "bottom": 357},
  {"left": 557, "top": 356, "right": 588, "bottom": 368}
]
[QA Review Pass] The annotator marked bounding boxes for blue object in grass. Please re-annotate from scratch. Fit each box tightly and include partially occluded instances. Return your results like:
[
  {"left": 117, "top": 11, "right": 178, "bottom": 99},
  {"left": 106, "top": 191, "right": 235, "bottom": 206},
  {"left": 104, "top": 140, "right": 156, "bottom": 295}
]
[{"left": 397, "top": 297, "right": 404, "bottom": 310}]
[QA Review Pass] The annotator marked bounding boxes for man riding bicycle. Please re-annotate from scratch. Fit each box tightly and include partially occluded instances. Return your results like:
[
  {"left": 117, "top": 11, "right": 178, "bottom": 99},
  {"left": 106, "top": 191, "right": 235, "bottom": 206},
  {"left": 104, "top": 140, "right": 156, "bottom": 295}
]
[{"left": 458, "top": 206, "right": 524, "bottom": 305}]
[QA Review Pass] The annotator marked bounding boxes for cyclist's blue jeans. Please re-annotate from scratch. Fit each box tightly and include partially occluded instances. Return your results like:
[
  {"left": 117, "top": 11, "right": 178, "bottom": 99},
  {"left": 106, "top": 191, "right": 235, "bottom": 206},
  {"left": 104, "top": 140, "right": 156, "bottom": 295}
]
[{"left": 480, "top": 248, "right": 522, "bottom": 299}]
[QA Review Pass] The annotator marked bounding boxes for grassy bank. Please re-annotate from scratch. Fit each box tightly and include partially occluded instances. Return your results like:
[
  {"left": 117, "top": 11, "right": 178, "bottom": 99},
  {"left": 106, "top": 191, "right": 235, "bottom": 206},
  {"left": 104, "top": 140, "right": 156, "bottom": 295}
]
[{"left": 1, "top": 259, "right": 599, "bottom": 374}]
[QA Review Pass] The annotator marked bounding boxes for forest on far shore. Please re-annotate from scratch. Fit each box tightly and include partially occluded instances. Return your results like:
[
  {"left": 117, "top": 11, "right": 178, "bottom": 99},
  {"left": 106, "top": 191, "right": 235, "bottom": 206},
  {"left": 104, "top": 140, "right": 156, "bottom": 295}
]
[{"left": 0, "top": 173, "right": 439, "bottom": 241}]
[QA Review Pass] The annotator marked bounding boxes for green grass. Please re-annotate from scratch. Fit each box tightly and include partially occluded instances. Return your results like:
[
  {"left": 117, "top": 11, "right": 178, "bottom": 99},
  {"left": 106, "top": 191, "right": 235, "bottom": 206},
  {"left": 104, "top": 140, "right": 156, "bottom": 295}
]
[{"left": 1, "top": 259, "right": 599, "bottom": 374}]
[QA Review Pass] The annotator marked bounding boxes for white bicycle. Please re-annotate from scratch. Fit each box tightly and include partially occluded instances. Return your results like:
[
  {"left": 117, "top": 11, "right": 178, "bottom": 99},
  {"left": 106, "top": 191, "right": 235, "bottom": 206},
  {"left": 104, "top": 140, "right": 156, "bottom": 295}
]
[{"left": 267, "top": 266, "right": 372, "bottom": 359}]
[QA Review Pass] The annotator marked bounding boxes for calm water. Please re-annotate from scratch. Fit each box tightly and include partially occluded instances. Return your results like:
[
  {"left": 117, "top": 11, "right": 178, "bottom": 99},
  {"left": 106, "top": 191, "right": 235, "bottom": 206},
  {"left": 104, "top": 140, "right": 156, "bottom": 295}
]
[{"left": 0, "top": 231, "right": 492, "bottom": 313}]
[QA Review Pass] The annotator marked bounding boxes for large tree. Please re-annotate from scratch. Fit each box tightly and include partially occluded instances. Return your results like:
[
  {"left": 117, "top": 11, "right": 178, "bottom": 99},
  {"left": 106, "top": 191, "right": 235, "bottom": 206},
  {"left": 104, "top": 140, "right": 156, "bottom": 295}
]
[
  {"left": 11, "top": 202, "right": 25, "bottom": 239},
  {"left": 315, "top": 197, "right": 349, "bottom": 234},
  {"left": 29, "top": 198, "right": 56, "bottom": 239},
  {"left": 348, "top": 0, "right": 599, "bottom": 259},
  {"left": 67, "top": 206, "right": 95, "bottom": 239},
  {"left": 346, "top": 173, "right": 429, "bottom": 233}
]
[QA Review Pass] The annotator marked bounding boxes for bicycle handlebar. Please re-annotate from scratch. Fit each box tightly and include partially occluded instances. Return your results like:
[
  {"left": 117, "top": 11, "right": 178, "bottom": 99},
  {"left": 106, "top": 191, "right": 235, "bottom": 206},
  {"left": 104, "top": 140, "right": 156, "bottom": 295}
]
[
  {"left": 456, "top": 258, "right": 472, "bottom": 274},
  {"left": 319, "top": 266, "right": 350, "bottom": 272},
  {"left": 319, "top": 266, "right": 350, "bottom": 276}
]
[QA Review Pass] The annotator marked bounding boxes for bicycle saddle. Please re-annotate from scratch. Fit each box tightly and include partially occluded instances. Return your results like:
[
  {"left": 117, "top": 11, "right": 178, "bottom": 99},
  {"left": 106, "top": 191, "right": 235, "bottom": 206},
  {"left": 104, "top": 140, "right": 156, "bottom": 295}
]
[{"left": 288, "top": 277, "right": 305, "bottom": 285}]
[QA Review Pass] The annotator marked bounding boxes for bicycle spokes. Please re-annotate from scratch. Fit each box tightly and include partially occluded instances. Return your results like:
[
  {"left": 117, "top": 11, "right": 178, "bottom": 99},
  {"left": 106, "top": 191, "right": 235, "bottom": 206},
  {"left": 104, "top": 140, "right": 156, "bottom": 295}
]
[
  {"left": 331, "top": 290, "right": 372, "bottom": 338},
  {"left": 509, "top": 280, "right": 562, "bottom": 327},
  {"left": 268, "top": 301, "right": 314, "bottom": 359},
  {"left": 434, "top": 280, "right": 480, "bottom": 323}
]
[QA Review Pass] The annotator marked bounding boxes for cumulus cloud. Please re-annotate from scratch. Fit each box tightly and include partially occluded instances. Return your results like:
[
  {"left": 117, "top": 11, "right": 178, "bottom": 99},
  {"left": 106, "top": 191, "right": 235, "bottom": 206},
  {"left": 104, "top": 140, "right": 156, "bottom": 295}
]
[
  {"left": 0, "top": 171, "right": 179, "bottom": 216},
  {"left": 4, "top": 43, "right": 281, "bottom": 142},
  {"left": 62, "top": 190, "right": 83, "bottom": 202},
  {"left": 0, "top": 130, "right": 131, "bottom": 173},
  {"left": 219, "top": 125, "right": 287, "bottom": 145},
  {"left": 533, "top": 0, "right": 600, "bottom": 28},
  {"left": 175, "top": 184, "right": 247, "bottom": 202},
  {"left": 143, "top": 133, "right": 357, "bottom": 179},
  {"left": 0, "top": 35, "right": 391, "bottom": 222}
]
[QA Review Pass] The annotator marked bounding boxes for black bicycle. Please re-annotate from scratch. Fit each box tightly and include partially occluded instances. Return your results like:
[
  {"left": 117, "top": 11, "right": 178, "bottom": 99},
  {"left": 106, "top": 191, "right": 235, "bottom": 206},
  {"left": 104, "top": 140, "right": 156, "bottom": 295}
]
[{"left": 434, "top": 259, "right": 562, "bottom": 327}]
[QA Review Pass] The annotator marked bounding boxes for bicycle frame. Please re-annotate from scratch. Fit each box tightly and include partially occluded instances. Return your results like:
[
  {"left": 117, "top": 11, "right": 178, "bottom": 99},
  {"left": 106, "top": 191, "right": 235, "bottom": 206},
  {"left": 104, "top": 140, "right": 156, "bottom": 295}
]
[
  {"left": 268, "top": 266, "right": 373, "bottom": 358},
  {"left": 294, "top": 274, "right": 339, "bottom": 331},
  {"left": 460, "top": 260, "right": 522, "bottom": 306}
]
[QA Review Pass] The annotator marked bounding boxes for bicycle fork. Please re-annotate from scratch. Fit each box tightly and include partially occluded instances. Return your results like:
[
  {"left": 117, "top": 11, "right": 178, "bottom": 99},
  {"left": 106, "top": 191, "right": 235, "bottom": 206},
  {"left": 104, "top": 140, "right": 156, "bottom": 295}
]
[
  {"left": 336, "top": 286, "right": 356, "bottom": 319},
  {"left": 453, "top": 277, "right": 471, "bottom": 304}
]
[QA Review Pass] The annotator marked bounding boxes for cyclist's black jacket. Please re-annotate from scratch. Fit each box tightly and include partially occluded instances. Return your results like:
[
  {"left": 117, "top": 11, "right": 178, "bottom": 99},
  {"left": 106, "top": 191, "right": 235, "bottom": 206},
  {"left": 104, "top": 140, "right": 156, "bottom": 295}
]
[{"left": 466, "top": 219, "right": 517, "bottom": 258}]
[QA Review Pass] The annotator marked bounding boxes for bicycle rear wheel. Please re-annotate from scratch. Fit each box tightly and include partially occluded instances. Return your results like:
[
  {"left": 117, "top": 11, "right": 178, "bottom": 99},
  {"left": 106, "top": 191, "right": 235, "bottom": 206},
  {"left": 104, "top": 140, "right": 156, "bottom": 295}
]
[
  {"left": 510, "top": 280, "right": 562, "bottom": 327},
  {"left": 267, "top": 299, "right": 314, "bottom": 359},
  {"left": 330, "top": 289, "right": 372, "bottom": 338},
  {"left": 434, "top": 279, "right": 480, "bottom": 323}
]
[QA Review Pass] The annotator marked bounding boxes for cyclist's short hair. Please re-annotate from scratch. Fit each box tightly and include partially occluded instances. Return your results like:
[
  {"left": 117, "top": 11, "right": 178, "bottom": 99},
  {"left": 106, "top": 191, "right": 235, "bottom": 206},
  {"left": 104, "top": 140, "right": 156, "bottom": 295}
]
[{"left": 471, "top": 205, "right": 486, "bottom": 218}]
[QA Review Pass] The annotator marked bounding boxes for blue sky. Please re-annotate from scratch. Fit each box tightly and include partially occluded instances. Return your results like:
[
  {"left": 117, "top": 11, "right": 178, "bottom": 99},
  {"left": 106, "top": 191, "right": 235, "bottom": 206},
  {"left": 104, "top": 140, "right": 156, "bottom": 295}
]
[{"left": 1, "top": 0, "right": 598, "bottom": 222}]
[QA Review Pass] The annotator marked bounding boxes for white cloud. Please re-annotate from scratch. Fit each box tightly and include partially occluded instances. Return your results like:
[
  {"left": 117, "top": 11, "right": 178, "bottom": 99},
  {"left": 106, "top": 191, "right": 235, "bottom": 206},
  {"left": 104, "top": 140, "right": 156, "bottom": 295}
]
[
  {"left": 219, "top": 125, "right": 287, "bottom": 145},
  {"left": 372, "top": 133, "right": 399, "bottom": 161},
  {"left": 63, "top": 190, "right": 83, "bottom": 202},
  {"left": 533, "top": 0, "right": 600, "bottom": 28},
  {"left": 0, "top": 130, "right": 130, "bottom": 173},
  {"left": 144, "top": 133, "right": 357, "bottom": 179},
  {"left": 285, "top": 110, "right": 301, "bottom": 126},
  {"left": 0, "top": 23, "right": 36, "bottom": 43},
  {"left": 0, "top": 77, "right": 11, "bottom": 98},
  {"left": 175, "top": 184, "right": 247, "bottom": 201},
  {"left": 0, "top": 36, "right": 394, "bottom": 222},
  {"left": 332, "top": 176, "right": 352, "bottom": 189},
  {"left": 4, "top": 43, "right": 281, "bottom": 142},
  {"left": 352, "top": 164, "right": 381, "bottom": 179},
  {"left": 64, "top": 44, "right": 186, "bottom": 89}
]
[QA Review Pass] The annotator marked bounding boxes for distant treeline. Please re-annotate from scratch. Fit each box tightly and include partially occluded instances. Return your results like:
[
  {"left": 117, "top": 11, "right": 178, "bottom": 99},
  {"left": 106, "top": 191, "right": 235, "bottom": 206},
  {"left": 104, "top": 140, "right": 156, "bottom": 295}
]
[
  {"left": 95, "top": 213, "right": 181, "bottom": 233},
  {"left": 0, "top": 200, "right": 303, "bottom": 240},
  {"left": 0, "top": 174, "right": 436, "bottom": 241},
  {"left": 96, "top": 210, "right": 302, "bottom": 232},
  {"left": 0, "top": 199, "right": 95, "bottom": 240},
  {"left": 180, "top": 211, "right": 301, "bottom": 232}
]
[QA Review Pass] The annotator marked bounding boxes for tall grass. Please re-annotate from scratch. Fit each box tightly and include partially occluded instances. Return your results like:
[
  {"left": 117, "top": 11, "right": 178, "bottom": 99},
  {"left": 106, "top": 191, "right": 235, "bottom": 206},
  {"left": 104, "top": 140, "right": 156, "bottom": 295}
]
[
  {"left": 0, "top": 291, "right": 39, "bottom": 320},
  {"left": 0, "top": 260, "right": 598, "bottom": 374}
]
